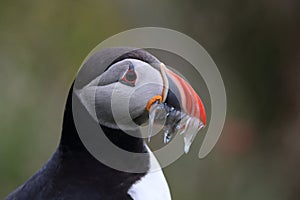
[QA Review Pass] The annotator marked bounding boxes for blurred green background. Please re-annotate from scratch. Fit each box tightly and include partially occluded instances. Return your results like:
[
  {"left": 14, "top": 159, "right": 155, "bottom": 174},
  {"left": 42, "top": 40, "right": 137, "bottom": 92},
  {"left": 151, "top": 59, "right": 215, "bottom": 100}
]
[{"left": 1, "top": 0, "right": 300, "bottom": 199}]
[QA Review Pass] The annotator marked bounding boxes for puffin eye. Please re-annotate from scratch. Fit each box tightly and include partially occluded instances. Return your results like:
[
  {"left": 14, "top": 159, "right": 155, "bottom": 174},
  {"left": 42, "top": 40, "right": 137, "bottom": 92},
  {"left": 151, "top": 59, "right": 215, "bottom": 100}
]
[{"left": 119, "top": 63, "right": 137, "bottom": 87}]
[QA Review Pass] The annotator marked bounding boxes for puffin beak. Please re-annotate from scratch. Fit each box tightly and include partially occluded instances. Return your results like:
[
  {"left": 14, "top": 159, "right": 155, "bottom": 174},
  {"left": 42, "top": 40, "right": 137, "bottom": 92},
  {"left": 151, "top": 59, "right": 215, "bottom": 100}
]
[
  {"left": 147, "top": 63, "right": 206, "bottom": 153},
  {"left": 165, "top": 68, "right": 206, "bottom": 126}
]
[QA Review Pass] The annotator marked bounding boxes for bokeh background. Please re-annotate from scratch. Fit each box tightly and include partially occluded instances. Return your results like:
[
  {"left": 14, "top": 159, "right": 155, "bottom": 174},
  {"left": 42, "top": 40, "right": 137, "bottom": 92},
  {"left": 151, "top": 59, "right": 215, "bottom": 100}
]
[{"left": 1, "top": 0, "right": 300, "bottom": 199}]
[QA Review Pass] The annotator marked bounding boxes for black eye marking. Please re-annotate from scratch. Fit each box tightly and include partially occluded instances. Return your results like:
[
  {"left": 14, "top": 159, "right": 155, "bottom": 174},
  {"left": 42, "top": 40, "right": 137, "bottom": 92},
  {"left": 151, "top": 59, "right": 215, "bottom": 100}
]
[{"left": 120, "top": 63, "right": 137, "bottom": 87}]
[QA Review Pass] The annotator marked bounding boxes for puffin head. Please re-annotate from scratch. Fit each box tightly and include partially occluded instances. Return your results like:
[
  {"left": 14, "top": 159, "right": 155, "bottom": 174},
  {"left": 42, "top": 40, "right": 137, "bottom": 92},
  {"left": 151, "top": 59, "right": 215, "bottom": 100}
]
[{"left": 74, "top": 48, "right": 206, "bottom": 153}]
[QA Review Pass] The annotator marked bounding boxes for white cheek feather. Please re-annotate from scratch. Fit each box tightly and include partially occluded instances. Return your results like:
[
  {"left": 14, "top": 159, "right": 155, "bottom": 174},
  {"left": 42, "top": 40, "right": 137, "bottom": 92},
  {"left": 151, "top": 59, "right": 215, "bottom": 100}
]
[{"left": 128, "top": 145, "right": 172, "bottom": 200}]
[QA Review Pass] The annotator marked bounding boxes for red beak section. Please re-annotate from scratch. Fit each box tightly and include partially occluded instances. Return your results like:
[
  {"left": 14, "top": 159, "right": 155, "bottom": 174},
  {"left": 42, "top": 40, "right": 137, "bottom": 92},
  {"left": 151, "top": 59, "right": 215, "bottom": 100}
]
[{"left": 166, "top": 68, "right": 206, "bottom": 125}]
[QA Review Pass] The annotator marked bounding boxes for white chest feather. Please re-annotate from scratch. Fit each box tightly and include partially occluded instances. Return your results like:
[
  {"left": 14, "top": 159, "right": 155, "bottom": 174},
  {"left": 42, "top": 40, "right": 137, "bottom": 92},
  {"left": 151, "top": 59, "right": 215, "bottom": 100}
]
[{"left": 128, "top": 146, "right": 172, "bottom": 200}]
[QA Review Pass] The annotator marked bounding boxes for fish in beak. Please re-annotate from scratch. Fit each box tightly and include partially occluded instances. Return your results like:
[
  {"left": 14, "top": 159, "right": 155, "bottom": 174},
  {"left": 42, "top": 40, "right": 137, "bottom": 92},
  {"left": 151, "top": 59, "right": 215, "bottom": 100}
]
[{"left": 147, "top": 63, "right": 207, "bottom": 153}]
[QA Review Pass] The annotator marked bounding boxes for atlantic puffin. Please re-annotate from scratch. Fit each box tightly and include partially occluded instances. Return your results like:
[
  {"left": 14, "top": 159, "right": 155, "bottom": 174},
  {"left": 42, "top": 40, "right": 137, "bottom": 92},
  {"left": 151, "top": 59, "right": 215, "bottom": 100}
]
[{"left": 6, "top": 48, "right": 206, "bottom": 200}]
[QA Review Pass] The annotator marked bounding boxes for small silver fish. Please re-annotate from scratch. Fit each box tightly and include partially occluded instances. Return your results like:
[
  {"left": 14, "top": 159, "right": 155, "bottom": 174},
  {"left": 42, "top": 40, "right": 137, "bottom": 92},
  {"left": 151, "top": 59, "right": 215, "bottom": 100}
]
[{"left": 148, "top": 102, "right": 204, "bottom": 153}]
